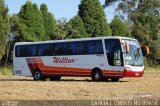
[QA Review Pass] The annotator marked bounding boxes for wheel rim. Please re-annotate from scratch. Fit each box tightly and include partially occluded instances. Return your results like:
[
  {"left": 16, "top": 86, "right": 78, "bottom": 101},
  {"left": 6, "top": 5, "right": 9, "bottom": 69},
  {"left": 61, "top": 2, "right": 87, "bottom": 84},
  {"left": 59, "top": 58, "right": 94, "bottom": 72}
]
[
  {"left": 35, "top": 72, "right": 41, "bottom": 79},
  {"left": 95, "top": 72, "right": 100, "bottom": 80}
]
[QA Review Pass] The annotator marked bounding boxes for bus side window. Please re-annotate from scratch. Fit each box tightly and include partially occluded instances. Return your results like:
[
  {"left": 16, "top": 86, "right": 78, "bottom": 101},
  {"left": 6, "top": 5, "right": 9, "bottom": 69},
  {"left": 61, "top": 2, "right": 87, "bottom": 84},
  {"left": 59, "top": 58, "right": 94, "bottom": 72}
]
[
  {"left": 15, "top": 46, "right": 26, "bottom": 57},
  {"left": 69, "top": 42, "right": 76, "bottom": 55},
  {"left": 86, "top": 40, "right": 103, "bottom": 54},
  {"left": 105, "top": 40, "right": 113, "bottom": 66},
  {"left": 54, "top": 43, "right": 69, "bottom": 55},
  {"left": 113, "top": 47, "right": 122, "bottom": 66},
  {"left": 105, "top": 39, "right": 123, "bottom": 66},
  {"left": 69, "top": 42, "right": 85, "bottom": 55},
  {"left": 38, "top": 44, "right": 53, "bottom": 56},
  {"left": 26, "top": 45, "right": 37, "bottom": 57}
]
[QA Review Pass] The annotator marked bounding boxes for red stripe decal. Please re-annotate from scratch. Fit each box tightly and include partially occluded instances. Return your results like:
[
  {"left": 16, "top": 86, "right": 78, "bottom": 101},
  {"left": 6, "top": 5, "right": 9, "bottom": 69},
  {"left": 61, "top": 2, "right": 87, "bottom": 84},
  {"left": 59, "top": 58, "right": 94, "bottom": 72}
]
[{"left": 26, "top": 58, "right": 124, "bottom": 77}]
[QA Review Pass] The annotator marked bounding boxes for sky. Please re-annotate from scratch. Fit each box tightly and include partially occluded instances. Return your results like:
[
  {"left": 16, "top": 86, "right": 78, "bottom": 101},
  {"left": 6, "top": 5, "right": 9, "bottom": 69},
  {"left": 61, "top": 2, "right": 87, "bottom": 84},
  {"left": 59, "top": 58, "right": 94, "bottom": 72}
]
[{"left": 5, "top": 0, "right": 117, "bottom": 23}]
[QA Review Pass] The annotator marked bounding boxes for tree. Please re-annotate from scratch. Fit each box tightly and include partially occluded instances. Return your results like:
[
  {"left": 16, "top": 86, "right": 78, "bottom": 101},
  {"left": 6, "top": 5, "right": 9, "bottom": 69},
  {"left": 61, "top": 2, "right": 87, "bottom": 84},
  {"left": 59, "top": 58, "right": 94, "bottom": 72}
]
[
  {"left": 18, "top": 1, "right": 45, "bottom": 41},
  {"left": 149, "top": 40, "right": 160, "bottom": 65},
  {"left": 78, "top": 0, "right": 111, "bottom": 37},
  {"left": 52, "top": 18, "right": 68, "bottom": 40},
  {"left": 0, "top": 0, "right": 10, "bottom": 61},
  {"left": 65, "top": 23, "right": 82, "bottom": 39},
  {"left": 52, "top": 18, "right": 82, "bottom": 40},
  {"left": 104, "top": 0, "right": 119, "bottom": 7},
  {"left": 128, "top": 1, "right": 160, "bottom": 43},
  {"left": 105, "top": 0, "right": 160, "bottom": 65},
  {"left": 40, "top": 4, "right": 56, "bottom": 40},
  {"left": 127, "top": 0, "right": 160, "bottom": 65},
  {"left": 110, "top": 16, "right": 131, "bottom": 37},
  {"left": 105, "top": 0, "right": 160, "bottom": 42},
  {"left": 10, "top": 14, "right": 28, "bottom": 42},
  {"left": 68, "top": 15, "right": 88, "bottom": 38}
]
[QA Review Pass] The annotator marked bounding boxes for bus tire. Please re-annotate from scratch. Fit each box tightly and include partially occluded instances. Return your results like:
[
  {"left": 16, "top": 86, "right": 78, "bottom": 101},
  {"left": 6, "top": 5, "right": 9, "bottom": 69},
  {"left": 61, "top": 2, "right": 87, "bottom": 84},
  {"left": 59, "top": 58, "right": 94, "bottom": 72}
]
[
  {"left": 33, "top": 69, "right": 44, "bottom": 81},
  {"left": 50, "top": 76, "right": 61, "bottom": 81},
  {"left": 111, "top": 78, "right": 119, "bottom": 82},
  {"left": 91, "top": 69, "right": 104, "bottom": 82}
]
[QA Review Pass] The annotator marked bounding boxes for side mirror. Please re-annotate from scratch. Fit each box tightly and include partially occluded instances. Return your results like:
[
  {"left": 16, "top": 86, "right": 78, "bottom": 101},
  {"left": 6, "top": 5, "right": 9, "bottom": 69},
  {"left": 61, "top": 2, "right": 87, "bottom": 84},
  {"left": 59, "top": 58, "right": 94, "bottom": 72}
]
[
  {"left": 141, "top": 45, "right": 149, "bottom": 56},
  {"left": 125, "top": 42, "right": 130, "bottom": 53}
]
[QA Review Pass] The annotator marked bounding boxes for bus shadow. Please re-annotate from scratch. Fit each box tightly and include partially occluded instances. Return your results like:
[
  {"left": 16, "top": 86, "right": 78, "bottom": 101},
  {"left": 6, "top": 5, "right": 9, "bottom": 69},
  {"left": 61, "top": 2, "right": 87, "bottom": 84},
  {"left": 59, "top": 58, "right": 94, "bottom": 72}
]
[
  {"left": 0, "top": 78, "right": 33, "bottom": 81},
  {"left": 57, "top": 79, "right": 129, "bottom": 83},
  {"left": 59, "top": 79, "right": 92, "bottom": 82},
  {"left": 0, "top": 78, "right": 129, "bottom": 82}
]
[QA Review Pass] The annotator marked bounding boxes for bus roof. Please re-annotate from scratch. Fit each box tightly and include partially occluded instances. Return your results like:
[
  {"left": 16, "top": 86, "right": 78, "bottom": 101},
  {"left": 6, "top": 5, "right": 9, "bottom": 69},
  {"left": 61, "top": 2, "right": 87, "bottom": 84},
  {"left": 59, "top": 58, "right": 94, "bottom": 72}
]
[{"left": 14, "top": 36, "right": 137, "bottom": 45}]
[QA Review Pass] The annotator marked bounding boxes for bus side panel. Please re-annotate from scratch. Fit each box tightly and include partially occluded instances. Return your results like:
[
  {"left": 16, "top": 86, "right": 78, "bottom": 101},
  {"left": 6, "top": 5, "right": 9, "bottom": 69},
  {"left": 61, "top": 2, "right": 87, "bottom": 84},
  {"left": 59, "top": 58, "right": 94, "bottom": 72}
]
[
  {"left": 13, "top": 57, "right": 32, "bottom": 76},
  {"left": 25, "top": 55, "right": 107, "bottom": 77},
  {"left": 14, "top": 55, "right": 124, "bottom": 78}
]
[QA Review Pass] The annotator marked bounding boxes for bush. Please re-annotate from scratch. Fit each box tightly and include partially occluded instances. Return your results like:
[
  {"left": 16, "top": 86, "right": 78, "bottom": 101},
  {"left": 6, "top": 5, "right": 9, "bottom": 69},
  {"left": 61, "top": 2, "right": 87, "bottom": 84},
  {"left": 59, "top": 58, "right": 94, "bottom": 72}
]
[
  {"left": 0, "top": 67, "right": 13, "bottom": 76},
  {"left": 145, "top": 66, "right": 160, "bottom": 72}
]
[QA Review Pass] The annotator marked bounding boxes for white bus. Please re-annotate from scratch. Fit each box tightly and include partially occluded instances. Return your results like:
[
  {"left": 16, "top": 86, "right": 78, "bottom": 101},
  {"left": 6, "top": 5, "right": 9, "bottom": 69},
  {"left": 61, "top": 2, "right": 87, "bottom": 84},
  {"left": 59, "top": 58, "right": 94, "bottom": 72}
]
[{"left": 13, "top": 37, "right": 144, "bottom": 81}]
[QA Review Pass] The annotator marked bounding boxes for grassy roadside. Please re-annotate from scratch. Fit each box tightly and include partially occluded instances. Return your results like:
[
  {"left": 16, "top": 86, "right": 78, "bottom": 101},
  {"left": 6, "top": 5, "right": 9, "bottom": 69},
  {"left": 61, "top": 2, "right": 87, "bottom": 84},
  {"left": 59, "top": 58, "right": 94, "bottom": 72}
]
[
  {"left": 145, "top": 66, "right": 160, "bottom": 72},
  {"left": 0, "top": 66, "right": 13, "bottom": 76}
]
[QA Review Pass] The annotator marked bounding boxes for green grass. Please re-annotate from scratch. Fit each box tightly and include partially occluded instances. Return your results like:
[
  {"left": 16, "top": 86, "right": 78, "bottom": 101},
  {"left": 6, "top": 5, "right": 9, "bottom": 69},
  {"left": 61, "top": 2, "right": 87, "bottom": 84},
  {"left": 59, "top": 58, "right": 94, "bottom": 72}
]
[
  {"left": 0, "top": 66, "right": 13, "bottom": 76},
  {"left": 145, "top": 66, "right": 160, "bottom": 72}
]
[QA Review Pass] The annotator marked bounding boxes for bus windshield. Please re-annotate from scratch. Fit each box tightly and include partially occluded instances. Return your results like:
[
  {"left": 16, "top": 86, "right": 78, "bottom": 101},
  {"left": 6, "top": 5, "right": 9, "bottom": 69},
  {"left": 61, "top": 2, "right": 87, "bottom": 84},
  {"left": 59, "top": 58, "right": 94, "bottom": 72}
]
[{"left": 122, "top": 39, "right": 143, "bottom": 66}]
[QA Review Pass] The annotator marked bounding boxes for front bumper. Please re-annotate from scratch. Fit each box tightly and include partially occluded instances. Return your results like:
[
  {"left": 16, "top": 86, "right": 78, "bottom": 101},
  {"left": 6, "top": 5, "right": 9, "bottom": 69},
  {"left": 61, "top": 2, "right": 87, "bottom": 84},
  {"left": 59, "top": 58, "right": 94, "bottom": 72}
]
[{"left": 123, "top": 69, "right": 144, "bottom": 77}]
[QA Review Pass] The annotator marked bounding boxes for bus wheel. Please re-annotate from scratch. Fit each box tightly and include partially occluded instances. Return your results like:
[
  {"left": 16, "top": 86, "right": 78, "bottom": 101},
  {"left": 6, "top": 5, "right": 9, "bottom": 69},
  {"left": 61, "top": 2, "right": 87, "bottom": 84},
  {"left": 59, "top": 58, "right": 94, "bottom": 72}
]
[
  {"left": 111, "top": 78, "right": 119, "bottom": 82},
  {"left": 50, "top": 76, "right": 61, "bottom": 81},
  {"left": 91, "top": 69, "right": 103, "bottom": 82},
  {"left": 34, "top": 69, "right": 43, "bottom": 81}
]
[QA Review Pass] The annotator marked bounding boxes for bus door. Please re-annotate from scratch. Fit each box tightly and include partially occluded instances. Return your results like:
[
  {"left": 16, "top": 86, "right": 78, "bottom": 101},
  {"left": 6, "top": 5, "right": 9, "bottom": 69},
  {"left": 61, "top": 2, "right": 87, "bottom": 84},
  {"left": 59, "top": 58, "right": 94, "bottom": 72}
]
[{"left": 105, "top": 39, "right": 124, "bottom": 73}]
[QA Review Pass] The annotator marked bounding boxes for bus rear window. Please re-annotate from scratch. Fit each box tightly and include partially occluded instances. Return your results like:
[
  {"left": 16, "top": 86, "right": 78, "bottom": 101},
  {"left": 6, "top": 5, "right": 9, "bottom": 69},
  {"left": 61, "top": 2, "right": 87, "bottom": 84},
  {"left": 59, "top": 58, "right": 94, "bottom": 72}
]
[{"left": 15, "top": 46, "right": 26, "bottom": 57}]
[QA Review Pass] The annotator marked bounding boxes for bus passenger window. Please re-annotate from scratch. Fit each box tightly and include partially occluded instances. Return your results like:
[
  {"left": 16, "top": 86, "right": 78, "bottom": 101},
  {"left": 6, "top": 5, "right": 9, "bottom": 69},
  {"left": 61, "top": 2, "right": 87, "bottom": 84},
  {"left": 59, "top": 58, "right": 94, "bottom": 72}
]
[
  {"left": 54, "top": 43, "right": 69, "bottom": 55},
  {"left": 15, "top": 46, "right": 26, "bottom": 57},
  {"left": 38, "top": 44, "right": 53, "bottom": 56},
  {"left": 69, "top": 42, "right": 85, "bottom": 55},
  {"left": 86, "top": 40, "right": 103, "bottom": 54},
  {"left": 26, "top": 45, "right": 37, "bottom": 56},
  {"left": 113, "top": 48, "right": 122, "bottom": 66}
]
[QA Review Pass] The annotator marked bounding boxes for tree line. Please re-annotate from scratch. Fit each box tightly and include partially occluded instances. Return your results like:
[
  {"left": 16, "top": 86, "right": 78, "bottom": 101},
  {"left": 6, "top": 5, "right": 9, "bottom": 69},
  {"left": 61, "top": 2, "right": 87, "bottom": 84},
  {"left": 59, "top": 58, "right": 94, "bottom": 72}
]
[{"left": 0, "top": 0, "right": 160, "bottom": 66}]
